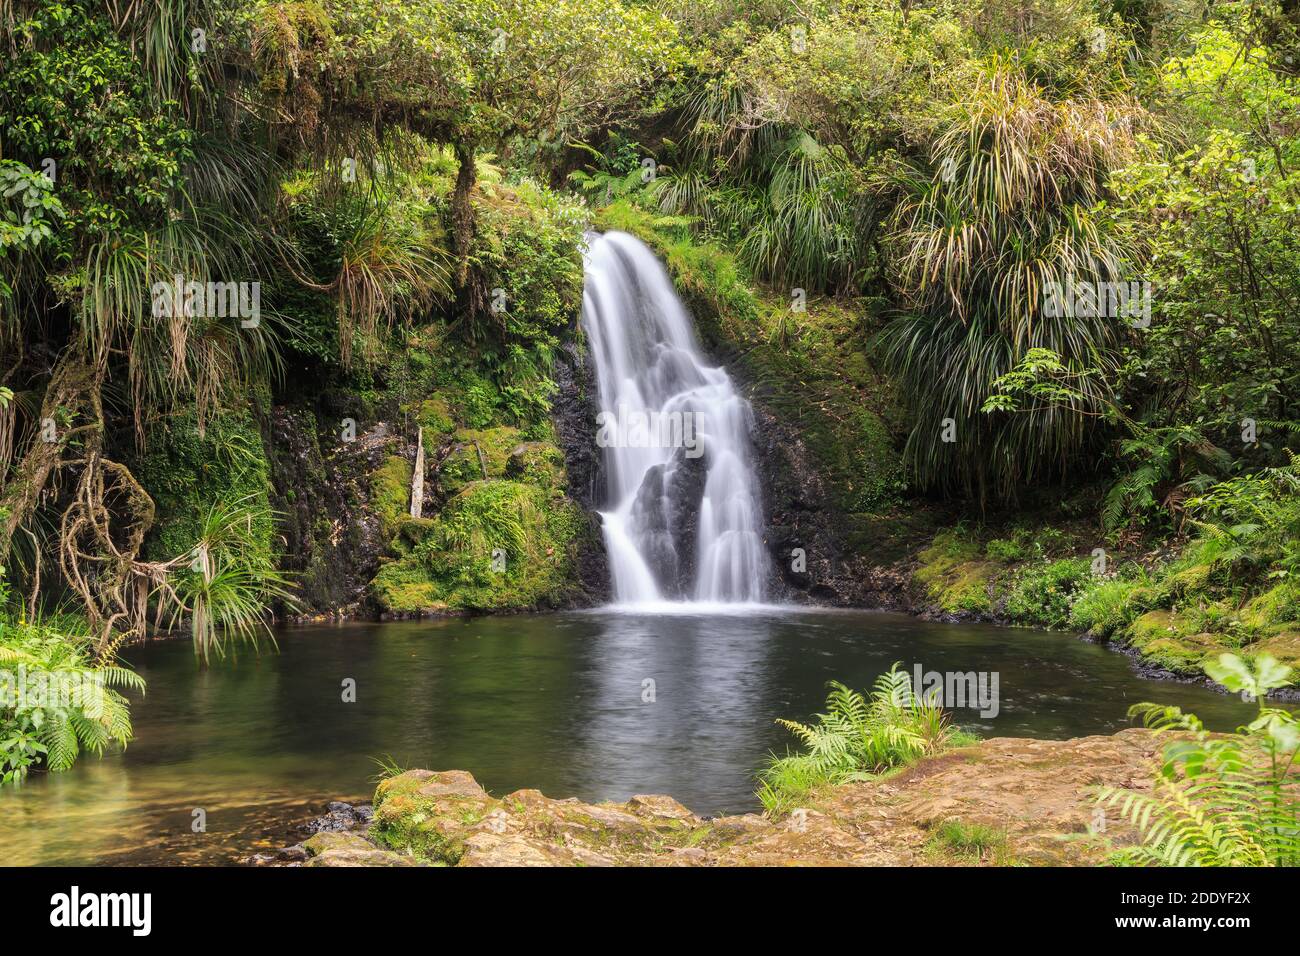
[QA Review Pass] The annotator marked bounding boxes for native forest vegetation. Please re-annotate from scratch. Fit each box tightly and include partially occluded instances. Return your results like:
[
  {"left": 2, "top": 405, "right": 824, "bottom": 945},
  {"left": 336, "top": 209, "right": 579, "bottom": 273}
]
[{"left": 1, "top": 0, "right": 1298, "bottom": 865}]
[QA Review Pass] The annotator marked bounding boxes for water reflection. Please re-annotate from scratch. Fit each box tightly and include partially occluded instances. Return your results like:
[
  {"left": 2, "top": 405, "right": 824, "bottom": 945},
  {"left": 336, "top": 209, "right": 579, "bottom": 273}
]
[{"left": 0, "top": 609, "right": 1276, "bottom": 864}]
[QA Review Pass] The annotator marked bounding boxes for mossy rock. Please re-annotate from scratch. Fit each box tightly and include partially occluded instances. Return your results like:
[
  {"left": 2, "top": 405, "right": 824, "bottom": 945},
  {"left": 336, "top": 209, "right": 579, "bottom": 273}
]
[
  {"left": 369, "top": 561, "right": 448, "bottom": 614},
  {"left": 1126, "top": 610, "right": 1177, "bottom": 644},
  {"left": 1140, "top": 637, "right": 1208, "bottom": 675},
  {"left": 417, "top": 395, "right": 456, "bottom": 436},
  {"left": 437, "top": 426, "right": 522, "bottom": 497},
  {"left": 398, "top": 516, "right": 439, "bottom": 547},
  {"left": 371, "top": 770, "right": 498, "bottom": 864},
  {"left": 369, "top": 479, "right": 596, "bottom": 614},
  {"left": 302, "top": 831, "right": 372, "bottom": 857},
  {"left": 369, "top": 454, "right": 413, "bottom": 540},
  {"left": 1240, "top": 583, "right": 1300, "bottom": 630},
  {"left": 504, "top": 441, "right": 567, "bottom": 492},
  {"left": 1252, "top": 631, "right": 1300, "bottom": 677},
  {"left": 1123, "top": 610, "right": 1219, "bottom": 674},
  {"left": 913, "top": 532, "right": 996, "bottom": 614}
]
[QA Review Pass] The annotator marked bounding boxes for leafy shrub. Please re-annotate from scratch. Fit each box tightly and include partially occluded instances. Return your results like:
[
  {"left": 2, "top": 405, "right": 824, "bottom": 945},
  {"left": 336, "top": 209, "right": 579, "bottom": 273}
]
[
  {"left": 161, "top": 497, "right": 298, "bottom": 662},
  {"left": 1004, "top": 558, "right": 1092, "bottom": 629},
  {"left": 1069, "top": 573, "right": 1150, "bottom": 637},
  {"left": 757, "top": 666, "right": 969, "bottom": 814},
  {"left": 0, "top": 614, "right": 143, "bottom": 783},
  {"left": 1096, "top": 653, "right": 1299, "bottom": 866}
]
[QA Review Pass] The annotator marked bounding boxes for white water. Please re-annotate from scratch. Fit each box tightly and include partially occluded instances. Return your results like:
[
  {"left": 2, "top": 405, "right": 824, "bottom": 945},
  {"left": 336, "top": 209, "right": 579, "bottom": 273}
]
[{"left": 580, "top": 231, "right": 771, "bottom": 605}]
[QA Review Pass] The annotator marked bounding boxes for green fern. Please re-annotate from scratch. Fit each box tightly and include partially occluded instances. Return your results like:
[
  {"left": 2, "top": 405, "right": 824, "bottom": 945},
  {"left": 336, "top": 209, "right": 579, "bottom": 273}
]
[
  {"left": 1094, "top": 653, "right": 1299, "bottom": 866},
  {"left": 0, "top": 615, "right": 144, "bottom": 781},
  {"left": 757, "top": 665, "right": 966, "bottom": 814}
]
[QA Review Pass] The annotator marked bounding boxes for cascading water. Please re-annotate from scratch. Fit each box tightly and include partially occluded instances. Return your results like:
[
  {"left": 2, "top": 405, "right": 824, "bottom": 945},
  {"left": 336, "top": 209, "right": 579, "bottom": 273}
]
[{"left": 581, "top": 231, "right": 771, "bottom": 605}]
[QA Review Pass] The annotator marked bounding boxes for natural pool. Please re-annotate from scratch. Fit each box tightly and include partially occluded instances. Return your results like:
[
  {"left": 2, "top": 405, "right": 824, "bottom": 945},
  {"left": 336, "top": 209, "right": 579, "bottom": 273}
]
[{"left": 0, "top": 608, "right": 1266, "bottom": 865}]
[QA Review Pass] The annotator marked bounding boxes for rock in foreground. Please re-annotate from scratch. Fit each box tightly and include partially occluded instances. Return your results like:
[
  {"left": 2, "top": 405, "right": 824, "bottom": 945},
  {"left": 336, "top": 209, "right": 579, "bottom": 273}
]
[{"left": 299, "top": 730, "right": 1160, "bottom": 867}]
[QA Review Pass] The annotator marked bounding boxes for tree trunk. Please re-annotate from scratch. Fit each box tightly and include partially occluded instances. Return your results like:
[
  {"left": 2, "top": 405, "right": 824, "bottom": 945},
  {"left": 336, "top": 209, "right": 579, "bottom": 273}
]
[
  {"left": 452, "top": 140, "right": 477, "bottom": 290},
  {"left": 409, "top": 426, "right": 425, "bottom": 519},
  {"left": 0, "top": 348, "right": 99, "bottom": 567}
]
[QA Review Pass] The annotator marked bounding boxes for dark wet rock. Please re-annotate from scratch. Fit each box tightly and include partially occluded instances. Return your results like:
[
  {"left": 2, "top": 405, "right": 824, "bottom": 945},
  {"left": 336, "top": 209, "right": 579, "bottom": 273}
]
[
  {"left": 552, "top": 340, "right": 604, "bottom": 512},
  {"left": 627, "top": 465, "right": 680, "bottom": 594},
  {"left": 550, "top": 339, "right": 610, "bottom": 602},
  {"left": 262, "top": 406, "right": 393, "bottom": 617},
  {"left": 663, "top": 448, "right": 708, "bottom": 595},
  {"left": 302, "top": 800, "right": 374, "bottom": 834}
]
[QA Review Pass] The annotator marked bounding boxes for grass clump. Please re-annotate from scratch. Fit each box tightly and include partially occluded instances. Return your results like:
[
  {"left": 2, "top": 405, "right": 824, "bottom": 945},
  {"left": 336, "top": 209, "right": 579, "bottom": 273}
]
[
  {"left": 926, "top": 819, "right": 1013, "bottom": 865},
  {"left": 757, "top": 665, "right": 966, "bottom": 814}
]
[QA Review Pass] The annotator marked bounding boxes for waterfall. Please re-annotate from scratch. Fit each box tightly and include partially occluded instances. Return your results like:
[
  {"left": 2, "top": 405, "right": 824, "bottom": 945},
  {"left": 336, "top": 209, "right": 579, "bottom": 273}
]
[{"left": 580, "top": 231, "right": 771, "bottom": 605}]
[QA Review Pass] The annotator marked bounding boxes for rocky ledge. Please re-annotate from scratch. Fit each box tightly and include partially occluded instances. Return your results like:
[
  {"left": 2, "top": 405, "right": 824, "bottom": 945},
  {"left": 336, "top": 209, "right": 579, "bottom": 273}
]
[{"left": 289, "top": 730, "right": 1161, "bottom": 867}]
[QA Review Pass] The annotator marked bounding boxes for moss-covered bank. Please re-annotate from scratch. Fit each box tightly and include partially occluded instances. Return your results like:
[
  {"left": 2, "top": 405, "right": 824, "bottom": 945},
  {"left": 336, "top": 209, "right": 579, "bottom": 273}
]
[{"left": 910, "top": 524, "right": 1300, "bottom": 687}]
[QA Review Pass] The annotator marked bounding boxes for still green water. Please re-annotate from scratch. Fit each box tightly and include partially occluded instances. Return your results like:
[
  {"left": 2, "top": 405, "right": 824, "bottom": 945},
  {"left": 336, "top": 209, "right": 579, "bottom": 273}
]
[{"left": 0, "top": 608, "right": 1267, "bottom": 865}]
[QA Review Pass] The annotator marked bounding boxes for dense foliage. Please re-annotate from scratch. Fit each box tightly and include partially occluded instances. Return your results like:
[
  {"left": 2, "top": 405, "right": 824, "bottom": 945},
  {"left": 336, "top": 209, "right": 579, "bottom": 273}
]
[
  {"left": 1097, "top": 653, "right": 1299, "bottom": 866},
  {"left": 2, "top": 0, "right": 1299, "bottom": 783}
]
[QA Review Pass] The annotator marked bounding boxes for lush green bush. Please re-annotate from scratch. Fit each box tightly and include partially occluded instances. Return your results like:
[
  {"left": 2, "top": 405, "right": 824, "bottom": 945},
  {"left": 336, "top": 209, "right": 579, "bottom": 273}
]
[
  {"left": 984, "top": 537, "right": 1028, "bottom": 563},
  {"left": 1069, "top": 574, "right": 1150, "bottom": 638},
  {"left": 0, "top": 577, "right": 143, "bottom": 782},
  {"left": 1003, "top": 558, "right": 1093, "bottom": 629}
]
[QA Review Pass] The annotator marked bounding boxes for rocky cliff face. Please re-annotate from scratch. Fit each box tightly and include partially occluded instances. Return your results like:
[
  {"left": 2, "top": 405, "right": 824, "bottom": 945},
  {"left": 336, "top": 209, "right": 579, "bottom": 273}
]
[
  {"left": 263, "top": 331, "right": 610, "bottom": 620},
  {"left": 263, "top": 404, "right": 394, "bottom": 618},
  {"left": 551, "top": 339, "right": 611, "bottom": 602},
  {"left": 681, "top": 290, "right": 922, "bottom": 609}
]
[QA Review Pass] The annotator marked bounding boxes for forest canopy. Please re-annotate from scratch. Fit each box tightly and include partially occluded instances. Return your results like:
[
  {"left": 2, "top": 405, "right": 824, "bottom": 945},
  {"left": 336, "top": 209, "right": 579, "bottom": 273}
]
[{"left": 0, "top": 0, "right": 1298, "bottom": 653}]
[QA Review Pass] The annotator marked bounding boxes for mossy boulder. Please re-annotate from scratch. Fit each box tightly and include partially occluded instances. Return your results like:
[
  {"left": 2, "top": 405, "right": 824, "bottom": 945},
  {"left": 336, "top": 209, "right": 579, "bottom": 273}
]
[
  {"left": 1240, "top": 583, "right": 1300, "bottom": 631},
  {"left": 415, "top": 395, "right": 456, "bottom": 436},
  {"left": 369, "top": 479, "right": 599, "bottom": 614},
  {"left": 1254, "top": 631, "right": 1300, "bottom": 675},
  {"left": 369, "top": 454, "right": 413, "bottom": 541},
  {"left": 436, "top": 426, "right": 522, "bottom": 497},
  {"left": 504, "top": 441, "right": 567, "bottom": 492},
  {"left": 1123, "top": 610, "right": 1209, "bottom": 674},
  {"left": 371, "top": 770, "right": 499, "bottom": 864},
  {"left": 913, "top": 532, "right": 997, "bottom": 615}
]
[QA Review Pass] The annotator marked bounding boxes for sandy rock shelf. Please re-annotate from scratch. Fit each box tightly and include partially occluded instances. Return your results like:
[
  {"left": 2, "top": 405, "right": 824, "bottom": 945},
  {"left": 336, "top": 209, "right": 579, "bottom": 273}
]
[{"left": 295, "top": 730, "right": 1160, "bottom": 867}]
